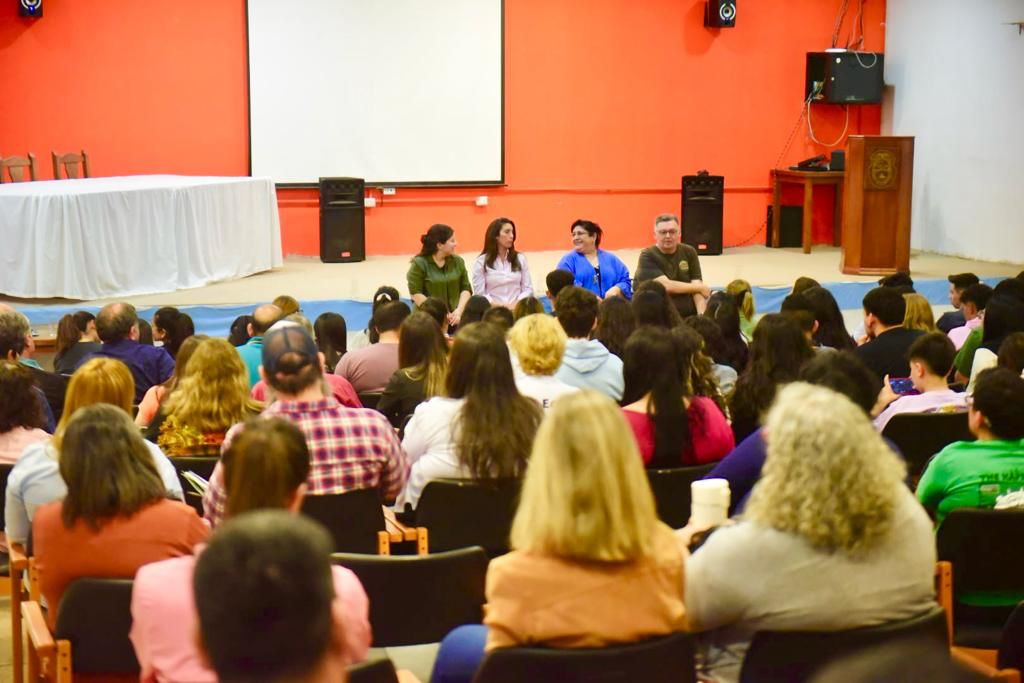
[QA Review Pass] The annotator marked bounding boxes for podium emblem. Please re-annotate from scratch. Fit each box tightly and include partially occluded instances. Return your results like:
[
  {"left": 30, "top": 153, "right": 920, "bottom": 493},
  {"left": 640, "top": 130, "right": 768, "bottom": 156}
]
[{"left": 867, "top": 148, "right": 899, "bottom": 190}]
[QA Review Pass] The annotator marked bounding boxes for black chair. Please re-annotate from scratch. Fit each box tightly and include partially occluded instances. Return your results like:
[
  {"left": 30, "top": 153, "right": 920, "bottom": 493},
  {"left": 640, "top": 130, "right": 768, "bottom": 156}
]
[
  {"left": 348, "top": 658, "right": 400, "bottom": 683},
  {"left": 739, "top": 606, "right": 948, "bottom": 683},
  {"left": 998, "top": 602, "right": 1024, "bottom": 671},
  {"left": 302, "top": 488, "right": 387, "bottom": 554},
  {"left": 332, "top": 546, "right": 488, "bottom": 646},
  {"left": 646, "top": 464, "right": 717, "bottom": 529},
  {"left": 24, "top": 578, "right": 139, "bottom": 680},
  {"left": 881, "top": 412, "right": 973, "bottom": 480},
  {"left": 937, "top": 509, "right": 1024, "bottom": 649},
  {"left": 358, "top": 392, "right": 383, "bottom": 410},
  {"left": 473, "top": 631, "right": 697, "bottom": 683},
  {"left": 169, "top": 455, "right": 219, "bottom": 517},
  {"left": 415, "top": 479, "right": 521, "bottom": 557}
]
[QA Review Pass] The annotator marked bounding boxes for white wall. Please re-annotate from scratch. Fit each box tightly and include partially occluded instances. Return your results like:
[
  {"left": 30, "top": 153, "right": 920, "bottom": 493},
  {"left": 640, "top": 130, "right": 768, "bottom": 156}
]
[{"left": 884, "top": 0, "right": 1024, "bottom": 262}]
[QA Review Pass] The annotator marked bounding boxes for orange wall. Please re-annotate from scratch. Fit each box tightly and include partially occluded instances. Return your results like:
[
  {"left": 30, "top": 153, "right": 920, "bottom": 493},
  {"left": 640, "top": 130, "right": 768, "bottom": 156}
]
[{"left": 0, "top": 0, "right": 884, "bottom": 257}]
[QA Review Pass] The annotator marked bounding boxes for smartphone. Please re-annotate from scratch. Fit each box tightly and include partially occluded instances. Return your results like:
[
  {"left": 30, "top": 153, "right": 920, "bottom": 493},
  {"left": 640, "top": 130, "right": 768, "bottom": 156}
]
[{"left": 889, "top": 377, "right": 916, "bottom": 395}]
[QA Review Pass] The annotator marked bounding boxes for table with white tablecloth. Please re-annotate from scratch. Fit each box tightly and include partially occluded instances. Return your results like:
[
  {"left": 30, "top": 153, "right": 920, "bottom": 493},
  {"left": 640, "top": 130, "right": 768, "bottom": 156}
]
[{"left": 0, "top": 175, "right": 283, "bottom": 299}]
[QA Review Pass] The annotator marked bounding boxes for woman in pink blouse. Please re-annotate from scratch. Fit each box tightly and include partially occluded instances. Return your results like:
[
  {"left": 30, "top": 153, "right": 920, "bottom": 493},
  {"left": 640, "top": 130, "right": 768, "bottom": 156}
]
[
  {"left": 0, "top": 361, "right": 49, "bottom": 464},
  {"left": 471, "top": 217, "right": 534, "bottom": 307}
]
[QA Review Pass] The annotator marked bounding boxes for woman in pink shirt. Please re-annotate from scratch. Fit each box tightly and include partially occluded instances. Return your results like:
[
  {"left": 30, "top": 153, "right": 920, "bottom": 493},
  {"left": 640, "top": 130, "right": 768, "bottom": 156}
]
[
  {"left": 0, "top": 361, "right": 49, "bottom": 464},
  {"left": 130, "top": 418, "right": 372, "bottom": 683},
  {"left": 621, "top": 326, "right": 734, "bottom": 467},
  {"left": 471, "top": 217, "right": 534, "bottom": 307}
]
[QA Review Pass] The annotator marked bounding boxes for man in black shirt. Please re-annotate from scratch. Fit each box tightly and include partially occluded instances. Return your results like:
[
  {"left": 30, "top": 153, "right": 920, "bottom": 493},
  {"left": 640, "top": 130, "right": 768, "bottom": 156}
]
[
  {"left": 633, "top": 213, "right": 710, "bottom": 317},
  {"left": 855, "top": 286, "right": 925, "bottom": 381},
  {"left": 937, "top": 272, "right": 980, "bottom": 334}
]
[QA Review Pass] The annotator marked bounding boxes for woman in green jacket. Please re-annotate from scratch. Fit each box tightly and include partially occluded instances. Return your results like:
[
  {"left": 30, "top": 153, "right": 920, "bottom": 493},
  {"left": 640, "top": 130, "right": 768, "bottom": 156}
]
[{"left": 407, "top": 224, "right": 472, "bottom": 328}]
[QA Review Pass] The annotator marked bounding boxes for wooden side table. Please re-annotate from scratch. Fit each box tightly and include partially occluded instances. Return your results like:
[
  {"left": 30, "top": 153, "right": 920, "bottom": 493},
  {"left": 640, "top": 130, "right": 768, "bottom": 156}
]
[{"left": 771, "top": 169, "right": 845, "bottom": 253}]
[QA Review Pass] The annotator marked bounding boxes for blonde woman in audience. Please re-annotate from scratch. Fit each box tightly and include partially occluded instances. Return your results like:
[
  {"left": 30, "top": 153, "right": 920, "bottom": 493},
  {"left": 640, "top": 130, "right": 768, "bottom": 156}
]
[
  {"left": 379, "top": 311, "right": 450, "bottom": 428},
  {"left": 507, "top": 314, "right": 579, "bottom": 409},
  {"left": 5, "top": 358, "right": 183, "bottom": 545},
  {"left": 135, "top": 335, "right": 207, "bottom": 428},
  {"left": 430, "top": 390, "right": 688, "bottom": 682},
  {"left": 131, "top": 418, "right": 371, "bottom": 683},
  {"left": 34, "top": 404, "right": 208, "bottom": 630},
  {"left": 396, "top": 322, "right": 543, "bottom": 511},
  {"left": 272, "top": 294, "right": 301, "bottom": 316},
  {"left": 903, "top": 292, "right": 937, "bottom": 333},
  {"left": 726, "top": 279, "right": 756, "bottom": 341},
  {"left": 684, "top": 383, "right": 936, "bottom": 683},
  {"left": 149, "top": 338, "right": 262, "bottom": 456}
]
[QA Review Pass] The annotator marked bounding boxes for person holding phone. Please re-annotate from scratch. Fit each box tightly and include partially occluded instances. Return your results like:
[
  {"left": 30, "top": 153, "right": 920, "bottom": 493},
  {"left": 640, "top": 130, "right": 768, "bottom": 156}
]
[{"left": 872, "top": 332, "right": 967, "bottom": 431}]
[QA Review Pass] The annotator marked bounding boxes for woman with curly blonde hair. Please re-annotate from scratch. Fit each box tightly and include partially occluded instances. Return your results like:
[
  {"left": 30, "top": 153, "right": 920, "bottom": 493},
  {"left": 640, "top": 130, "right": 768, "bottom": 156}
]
[
  {"left": 149, "top": 338, "right": 262, "bottom": 456},
  {"left": 684, "top": 382, "right": 936, "bottom": 683}
]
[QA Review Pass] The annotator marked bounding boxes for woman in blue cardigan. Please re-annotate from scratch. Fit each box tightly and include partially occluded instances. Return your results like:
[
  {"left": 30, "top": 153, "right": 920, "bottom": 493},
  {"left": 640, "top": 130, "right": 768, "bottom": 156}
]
[{"left": 555, "top": 219, "right": 632, "bottom": 300}]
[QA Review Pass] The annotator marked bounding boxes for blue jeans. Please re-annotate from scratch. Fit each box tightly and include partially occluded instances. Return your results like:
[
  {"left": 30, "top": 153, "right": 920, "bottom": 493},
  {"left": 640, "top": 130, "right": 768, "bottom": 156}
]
[{"left": 430, "top": 624, "right": 488, "bottom": 683}]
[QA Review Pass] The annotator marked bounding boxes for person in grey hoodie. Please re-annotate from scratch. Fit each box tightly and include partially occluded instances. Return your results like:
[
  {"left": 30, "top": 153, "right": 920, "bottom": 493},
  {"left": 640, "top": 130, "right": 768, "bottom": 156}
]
[{"left": 554, "top": 287, "right": 625, "bottom": 400}]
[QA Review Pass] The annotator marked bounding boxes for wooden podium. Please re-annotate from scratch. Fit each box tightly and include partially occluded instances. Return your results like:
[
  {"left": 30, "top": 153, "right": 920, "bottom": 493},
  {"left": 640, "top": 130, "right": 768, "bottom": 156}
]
[{"left": 841, "top": 135, "right": 914, "bottom": 275}]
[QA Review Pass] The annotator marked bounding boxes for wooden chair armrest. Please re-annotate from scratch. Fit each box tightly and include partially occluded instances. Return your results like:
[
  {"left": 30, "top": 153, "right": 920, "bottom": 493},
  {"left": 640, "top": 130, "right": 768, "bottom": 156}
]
[
  {"left": 396, "top": 670, "right": 423, "bottom": 683},
  {"left": 951, "top": 647, "right": 1021, "bottom": 683},
  {"left": 21, "top": 601, "right": 55, "bottom": 656},
  {"left": 936, "top": 561, "right": 953, "bottom": 644},
  {"left": 9, "top": 543, "right": 28, "bottom": 571}
]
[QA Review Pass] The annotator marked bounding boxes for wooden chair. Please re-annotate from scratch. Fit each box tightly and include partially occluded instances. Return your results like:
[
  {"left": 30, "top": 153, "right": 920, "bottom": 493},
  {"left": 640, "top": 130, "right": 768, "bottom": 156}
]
[
  {"left": 51, "top": 150, "right": 91, "bottom": 179},
  {"left": 473, "top": 632, "right": 697, "bottom": 683},
  {"left": 23, "top": 578, "right": 138, "bottom": 682},
  {"left": 331, "top": 547, "right": 488, "bottom": 647},
  {"left": 881, "top": 411, "right": 973, "bottom": 482},
  {"left": 646, "top": 463, "right": 717, "bottom": 529},
  {"left": 0, "top": 154, "right": 38, "bottom": 182},
  {"left": 301, "top": 488, "right": 423, "bottom": 554},
  {"left": 169, "top": 455, "right": 219, "bottom": 517},
  {"left": 414, "top": 478, "right": 521, "bottom": 557}
]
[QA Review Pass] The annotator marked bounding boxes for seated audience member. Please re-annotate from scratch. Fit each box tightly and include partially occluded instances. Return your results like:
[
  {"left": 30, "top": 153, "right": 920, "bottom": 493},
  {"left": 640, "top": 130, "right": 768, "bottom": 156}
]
[
  {"left": 802, "top": 286, "right": 857, "bottom": 351},
  {"left": 873, "top": 333, "right": 966, "bottom": 431},
  {"left": 236, "top": 304, "right": 284, "bottom": 387},
  {"left": 685, "top": 383, "right": 936, "bottom": 683},
  {"left": 138, "top": 320, "right": 156, "bottom": 345},
  {"left": 90, "top": 302, "right": 174, "bottom": 402},
  {"left": 152, "top": 307, "right": 195, "bottom": 359},
  {"left": 671, "top": 325, "right": 729, "bottom": 416},
  {"left": 553, "top": 286, "right": 625, "bottom": 400},
  {"left": 545, "top": 268, "right": 576, "bottom": 312},
  {"left": 852, "top": 273, "right": 917, "bottom": 343},
  {"left": 684, "top": 315, "right": 739, "bottom": 397},
  {"left": 917, "top": 368, "right": 1024, "bottom": 526},
  {"left": 193, "top": 511, "right": 351, "bottom": 683},
  {"left": 998, "top": 332, "right": 1024, "bottom": 376},
  {"left": 0, "top": 308, "right": 63, "bottom": 426},
  {"left": 378, "top": 311, "right": 449, "bottom": 428},
  {"left": 903, "top": 293, "right": 937, "bottom": 333},
  {"left": 418, "top": 296, "right": 451, "bottom": 330},
  {"left": 459, "top": 295, "right": 491, "bottom": 328},
  {"left": 272, "top": 294, "right": 301, "bottom": 317},
  {"left": 251, "top": 322, "right": 361, "bottom": 409},
  {"left": 557, "top": 219, "right": 633, "bottom": 300},
  {"left": 432, "top": 390, "right": 687, "bottom": 682},
  {"left": 53, "top": 311, "right": 101, "bottom": 375},
  {"left": 397, "top": 323, "right": 542, "bottom": 511},
  {"left": 203, "top": 326, "right": 407, "bottom": 527},
  {"left": 634, "top": 213, "right": 707, "bottom": 316},
  {"left": 948, "top": 283, "right": 992, "bottom": 350},
  {"left": 507, "top": 314, "right": 579, "bottom": 409},
  {"left": 855, "top": 286, "right": 924, "bottom": 381},
  {"left": 227, "top": 315, "right": 253, "bottom": 347},
  {"left": 593, "top": 296, "right": 636, "bottom": 360},
  {"left": 0, "top": 361, "right": 48, "bottom": 464},
  {"left": 621, "top": 327, "right": 733, "bottom": 467},
  {"left": 513, "top": 296, "right": 544, "bottom": 321},
  {"left": 954, "top": 278, "right": 1024, "bottom": 384},
  {"left": 704, "top": 292, "right": 749, "bottom": 372},
  {"left": 131, "top": 419, "right": 370, "bottom": 683},
  {"left": 349, "top": 286, "right": 401, "bottom": 351},
  {"left": 729, "top": 314, "right": 813, "bottom": 442},
  {"left": 334, "top": 300, "right": 410, "bottom": 393},
  {"left": 779, "top": 291, "right": 827, "bottom": 350},
  {"left": 791, "top": 276, "right": 821, "bottom": 295},
  {"left": 5, "top": 358, "right": 183, "bottom": 545},
  {"left": 481, "top": 306, "right": 514, "bottom": 331},
  {"left": 313, "top": 312, "right": 348, "bottom": 374},
  {"left": 148, "top": 338, "right": 263, "bottom": 456},
  {"left": 938, "top": 273, "right": 981, "bottom": 334},
  {"left": 705, "top": 351, "right": 881, "bottom": 515},
  {"left": 34, "top": 404, "right": 207, "bottom": 629},
  {"left": 632, "top": 280, "right": 683, "bottom": 329},
  {"left": 726, "top": 279, "right": 756, "bottom": 340},
  {"left": 136, "top": 335, "right": 207, "bottom": 428}
]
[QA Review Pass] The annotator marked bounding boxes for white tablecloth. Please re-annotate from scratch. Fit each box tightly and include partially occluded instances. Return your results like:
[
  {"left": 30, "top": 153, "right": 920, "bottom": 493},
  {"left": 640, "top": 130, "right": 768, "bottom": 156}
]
[{"left": 0, "top": 175, "right": 283, "bottom": 299}]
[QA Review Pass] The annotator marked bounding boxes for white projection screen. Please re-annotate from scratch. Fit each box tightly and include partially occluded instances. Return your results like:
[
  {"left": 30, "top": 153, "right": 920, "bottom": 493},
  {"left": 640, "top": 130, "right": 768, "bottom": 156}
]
[{"left": 246, "top": 0, "right": 504, "bottom": 185}]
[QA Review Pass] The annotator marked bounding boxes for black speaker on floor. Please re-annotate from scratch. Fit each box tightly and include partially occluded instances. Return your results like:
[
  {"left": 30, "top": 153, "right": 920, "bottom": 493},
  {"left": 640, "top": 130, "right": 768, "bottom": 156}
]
[
  {"left": 19, "top": 0, "right": 43, "bottom": 17},
  {"left": 766, "top": 205, "right": 803, "bottom": 248},
  {"left": 682, "top": 174, "right": 724, "bottom": 256},
  {"left": 319, "top": 177, "right": 365, "bottom": 263},
  {"left": 704, "top": 0, "right": 736, "bottom": 28}
]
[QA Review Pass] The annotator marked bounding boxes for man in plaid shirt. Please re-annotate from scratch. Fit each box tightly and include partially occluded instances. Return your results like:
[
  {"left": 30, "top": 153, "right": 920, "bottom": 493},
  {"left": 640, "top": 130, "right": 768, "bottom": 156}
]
[{"left": 202, "top": 324, "right": 408, "bottom": 527}]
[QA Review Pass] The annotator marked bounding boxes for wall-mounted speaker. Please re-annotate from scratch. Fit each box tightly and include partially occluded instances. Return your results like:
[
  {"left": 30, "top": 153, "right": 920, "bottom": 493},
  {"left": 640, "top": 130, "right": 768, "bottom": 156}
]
[
  {"left": 19, "top": 0, "right": 43, "bottom": 18},
  {"left": 705, "top": 0, "right": 736, "bottom": 28},
  {"left": 319, "top": 177, "right": 365, "bottom": 263},
  {"left": 682, "top": 174, "right": 724, "bottom": 256}
]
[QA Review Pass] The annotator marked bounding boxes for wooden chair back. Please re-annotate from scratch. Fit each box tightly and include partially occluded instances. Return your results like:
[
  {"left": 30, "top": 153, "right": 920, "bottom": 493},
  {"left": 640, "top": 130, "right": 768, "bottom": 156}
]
[
  {"left": 0, "top": 154, "right": 38, "bottom": 182},
  {"left": 51, "top": 150, "right": 91, "bottom": 179}
]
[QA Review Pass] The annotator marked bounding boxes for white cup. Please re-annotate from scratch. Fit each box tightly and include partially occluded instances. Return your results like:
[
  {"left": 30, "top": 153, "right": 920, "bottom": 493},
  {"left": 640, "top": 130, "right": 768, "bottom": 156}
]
[{"left": 690, "top": 478, "right": 731, "bottom": 527}]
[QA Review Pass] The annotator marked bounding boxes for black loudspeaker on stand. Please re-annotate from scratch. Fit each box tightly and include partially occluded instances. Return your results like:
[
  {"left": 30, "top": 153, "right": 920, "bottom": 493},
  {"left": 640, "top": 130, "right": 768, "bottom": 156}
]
[
  {"left": 319, "top": 177, "right": 366, "bottom": 263},
  {"left": 681, "top": 174, "right": 724, "bottom": 256}
]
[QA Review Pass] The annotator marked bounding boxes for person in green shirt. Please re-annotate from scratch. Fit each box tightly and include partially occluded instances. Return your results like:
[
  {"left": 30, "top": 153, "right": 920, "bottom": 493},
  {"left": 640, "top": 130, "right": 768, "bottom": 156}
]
[
  {"left": 406, "top": 224, "right": 472, "bottom": 329},
  {"left": 917, "top": 367, "right": 1024, "bottom": 526}
]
